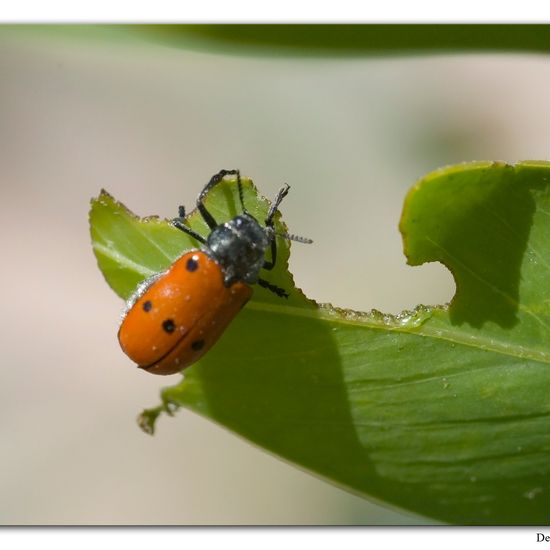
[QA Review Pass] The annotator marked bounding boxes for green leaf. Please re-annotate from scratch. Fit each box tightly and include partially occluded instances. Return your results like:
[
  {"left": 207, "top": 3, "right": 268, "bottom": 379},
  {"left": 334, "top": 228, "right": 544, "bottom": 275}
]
[
  {"left": 11, "top": 24, "right": 550, "bottom": 58},
  {"left": 134, "top": 24, "right": 550, "bottom": 57},
  {"left": 90, "top": 162, "right": 550, "bottom": 524}
]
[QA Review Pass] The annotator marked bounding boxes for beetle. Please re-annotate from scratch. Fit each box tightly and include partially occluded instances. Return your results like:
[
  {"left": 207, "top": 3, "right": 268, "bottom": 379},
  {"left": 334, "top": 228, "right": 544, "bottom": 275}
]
[{"left": 118, "top": 169, "right": 311, "bottom": 375}]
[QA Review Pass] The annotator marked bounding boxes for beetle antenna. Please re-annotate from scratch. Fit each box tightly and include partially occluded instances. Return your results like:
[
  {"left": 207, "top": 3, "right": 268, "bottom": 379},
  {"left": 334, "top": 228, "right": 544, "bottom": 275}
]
[{"left": 275, "top": 231, "right": 313, "bottom": 244}]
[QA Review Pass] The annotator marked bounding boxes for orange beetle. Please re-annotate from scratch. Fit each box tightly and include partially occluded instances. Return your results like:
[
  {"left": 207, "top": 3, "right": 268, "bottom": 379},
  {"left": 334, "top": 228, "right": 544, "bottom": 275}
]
[{"left": 118, "top": 169, "right": 311, "bottom": 375}]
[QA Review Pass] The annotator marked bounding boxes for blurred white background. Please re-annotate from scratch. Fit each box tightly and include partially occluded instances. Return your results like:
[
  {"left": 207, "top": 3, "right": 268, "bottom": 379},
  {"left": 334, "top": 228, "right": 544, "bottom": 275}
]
[{"left": 1, "top": 27, "right": 549, "bottom": 524}]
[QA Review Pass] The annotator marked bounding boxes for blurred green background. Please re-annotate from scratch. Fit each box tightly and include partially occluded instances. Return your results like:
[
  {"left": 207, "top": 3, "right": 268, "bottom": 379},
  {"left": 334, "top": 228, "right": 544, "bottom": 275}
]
[{"left": 2, "top": 25, "right": 549, "bottom": 524}]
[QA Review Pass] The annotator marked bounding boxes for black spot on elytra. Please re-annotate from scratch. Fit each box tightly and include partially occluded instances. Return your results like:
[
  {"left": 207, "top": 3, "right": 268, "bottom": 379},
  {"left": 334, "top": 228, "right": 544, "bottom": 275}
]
[
  {"left": 186, "top": 256, "right": 199, "bottom": 272},
  {"left": 191, "top": 339, "right": 205, "bottom": 351},
  {"left": 162, "top": 319, "right": 175, "bottom": 334},
  {"left": 142, "top": 300, "right": 152, "bottom": 312}
]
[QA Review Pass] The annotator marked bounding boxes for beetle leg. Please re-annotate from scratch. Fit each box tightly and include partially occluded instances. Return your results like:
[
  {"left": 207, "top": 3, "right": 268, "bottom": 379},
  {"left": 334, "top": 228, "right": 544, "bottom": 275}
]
[
  {"left": 258, "top": 278, "right": 289, "bottom": 298},
  {"left": 197, "top": 169, "right": 241, "bottom": 229}
]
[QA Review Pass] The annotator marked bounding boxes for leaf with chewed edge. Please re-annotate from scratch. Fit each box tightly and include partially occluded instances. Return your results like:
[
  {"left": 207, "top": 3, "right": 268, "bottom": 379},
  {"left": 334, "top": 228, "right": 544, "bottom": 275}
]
[{"left": 91, "top": 163, "right": 550, "bottom": 524}]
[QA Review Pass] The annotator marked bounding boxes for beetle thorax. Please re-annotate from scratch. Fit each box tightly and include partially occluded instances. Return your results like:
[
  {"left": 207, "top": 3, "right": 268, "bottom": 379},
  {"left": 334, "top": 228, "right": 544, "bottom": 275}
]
[{"left": 205, "top": 213, "right": 271, "bottom": 286}]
